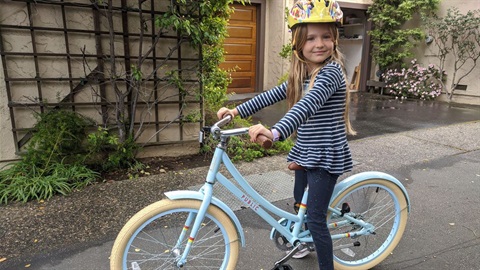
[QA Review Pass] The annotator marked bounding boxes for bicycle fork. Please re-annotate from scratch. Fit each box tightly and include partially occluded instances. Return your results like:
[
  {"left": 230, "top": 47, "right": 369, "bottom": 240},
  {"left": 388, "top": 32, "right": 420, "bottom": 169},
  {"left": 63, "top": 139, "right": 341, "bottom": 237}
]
[{"left": 173, "top": 183, "right": 214, "bottom": 268}]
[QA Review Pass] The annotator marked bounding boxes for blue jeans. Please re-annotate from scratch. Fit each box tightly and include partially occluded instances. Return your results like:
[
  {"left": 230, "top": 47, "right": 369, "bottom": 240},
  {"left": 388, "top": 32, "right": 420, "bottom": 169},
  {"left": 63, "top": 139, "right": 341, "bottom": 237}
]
[{"left": 294, "top": 168, "right": 339, "bottom": 270}]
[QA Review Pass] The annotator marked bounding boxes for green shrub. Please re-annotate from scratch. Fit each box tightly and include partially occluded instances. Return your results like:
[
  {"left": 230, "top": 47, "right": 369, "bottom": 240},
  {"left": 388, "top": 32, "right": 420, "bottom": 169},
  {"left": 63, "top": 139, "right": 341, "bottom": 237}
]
[
  {"left": 383, "top": 59, "right": 445, "bottom": 100},
  {"left": 0, "top": 109, "right": 113, "bottom": 204},
  {"left": 86, "top": 127, "right": 138, "bottom": 171},
  {"left": 24, "top": 109, "right": 92, "bottom": 167},
  {"left": 0, "top": 162, "right": 98, "bottom": 204}
]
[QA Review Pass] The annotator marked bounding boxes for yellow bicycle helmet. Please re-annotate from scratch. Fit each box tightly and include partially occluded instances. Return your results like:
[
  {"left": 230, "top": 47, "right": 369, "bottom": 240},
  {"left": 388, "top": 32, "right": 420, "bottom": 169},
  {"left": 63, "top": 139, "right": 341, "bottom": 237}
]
[{"left": 287, "top": 0, "right": 343, "bottom": 29}]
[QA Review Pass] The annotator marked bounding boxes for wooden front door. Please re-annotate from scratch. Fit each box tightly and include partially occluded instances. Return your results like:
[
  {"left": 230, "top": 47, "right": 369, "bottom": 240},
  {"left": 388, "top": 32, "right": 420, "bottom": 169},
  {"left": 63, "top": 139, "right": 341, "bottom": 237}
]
[{"left": 221, "top": 4, "right": 257, "bottom": 94}]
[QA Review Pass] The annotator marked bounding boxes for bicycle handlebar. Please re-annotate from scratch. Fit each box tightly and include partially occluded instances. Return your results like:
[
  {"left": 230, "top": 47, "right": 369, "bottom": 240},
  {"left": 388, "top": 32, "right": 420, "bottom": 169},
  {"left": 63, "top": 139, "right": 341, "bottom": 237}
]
[
  {"left": 209, "top": 115, "right": 273, "bottom": 149},
  {"left": 215, "top": 114, "right": 233, "bottom": 129}
]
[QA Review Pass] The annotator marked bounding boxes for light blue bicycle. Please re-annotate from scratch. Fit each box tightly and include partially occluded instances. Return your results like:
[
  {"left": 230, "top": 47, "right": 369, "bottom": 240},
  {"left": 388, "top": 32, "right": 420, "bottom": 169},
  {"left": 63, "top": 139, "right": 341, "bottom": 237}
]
[{"left": 110, "top": 116, "right": 410, "bottom": 270}]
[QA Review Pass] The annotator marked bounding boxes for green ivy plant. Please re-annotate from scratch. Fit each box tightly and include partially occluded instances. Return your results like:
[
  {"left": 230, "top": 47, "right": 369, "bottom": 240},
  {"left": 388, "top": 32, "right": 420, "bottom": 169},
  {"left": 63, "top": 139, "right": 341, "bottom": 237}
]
[
  {"left": 367, "top": 0, "right": 440, "bottom": 72},
  {"left": 166, "top": 0, "right": 293, "bottom": 161}
]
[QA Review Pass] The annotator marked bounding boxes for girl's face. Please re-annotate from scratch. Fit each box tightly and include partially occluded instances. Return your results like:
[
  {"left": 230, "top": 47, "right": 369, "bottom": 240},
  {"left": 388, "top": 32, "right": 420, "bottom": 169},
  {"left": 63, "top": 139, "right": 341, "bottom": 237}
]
[{"left": 301, "top": 23, "right": 335, "bottom": 72}]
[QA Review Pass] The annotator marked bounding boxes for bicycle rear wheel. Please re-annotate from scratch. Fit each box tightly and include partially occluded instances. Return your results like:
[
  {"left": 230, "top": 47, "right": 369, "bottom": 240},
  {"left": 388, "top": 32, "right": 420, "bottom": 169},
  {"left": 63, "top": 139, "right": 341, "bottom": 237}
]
[
  {"left": 110, "top": 199, "right": 240, "bottom": 270},
  {"left": 329, "top": 179, "right": 409, "bottom": 270}
]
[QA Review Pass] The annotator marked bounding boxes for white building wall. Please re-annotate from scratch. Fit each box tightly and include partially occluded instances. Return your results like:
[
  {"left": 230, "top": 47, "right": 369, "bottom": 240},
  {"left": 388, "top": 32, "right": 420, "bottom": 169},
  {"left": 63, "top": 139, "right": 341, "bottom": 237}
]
[
  {"left": 0, "top": 54, "right": 18, "bottom": 167},
  {"left": 262, "top": 0, "right": 291, "bottom": 90}
]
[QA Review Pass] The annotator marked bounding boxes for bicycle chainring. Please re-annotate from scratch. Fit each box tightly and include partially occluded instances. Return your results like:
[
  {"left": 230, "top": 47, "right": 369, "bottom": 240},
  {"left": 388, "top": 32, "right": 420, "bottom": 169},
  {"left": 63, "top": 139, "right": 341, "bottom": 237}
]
[{"left": 272, "top": 230, "right": 293, "bottom": 251}]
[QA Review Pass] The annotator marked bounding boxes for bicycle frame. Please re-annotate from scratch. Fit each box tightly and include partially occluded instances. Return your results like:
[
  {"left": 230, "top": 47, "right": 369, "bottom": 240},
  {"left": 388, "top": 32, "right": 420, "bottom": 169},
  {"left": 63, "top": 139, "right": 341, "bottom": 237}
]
[{"left": 165, "top": 120, "right": 411, "bottom": 267}]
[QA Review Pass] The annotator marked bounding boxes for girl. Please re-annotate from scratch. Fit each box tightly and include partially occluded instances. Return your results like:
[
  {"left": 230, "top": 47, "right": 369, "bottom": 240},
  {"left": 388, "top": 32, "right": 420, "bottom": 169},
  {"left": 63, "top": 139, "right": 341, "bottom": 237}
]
[{"left": 217, "top": 0, "right": 355, "bottom": 269}]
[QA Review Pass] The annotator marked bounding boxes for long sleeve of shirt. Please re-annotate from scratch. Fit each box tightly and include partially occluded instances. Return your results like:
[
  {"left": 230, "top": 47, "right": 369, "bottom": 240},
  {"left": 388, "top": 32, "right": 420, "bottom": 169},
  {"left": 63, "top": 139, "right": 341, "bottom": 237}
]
[{"left": 236, "top": 82, "right": 287, "bottom": 118}]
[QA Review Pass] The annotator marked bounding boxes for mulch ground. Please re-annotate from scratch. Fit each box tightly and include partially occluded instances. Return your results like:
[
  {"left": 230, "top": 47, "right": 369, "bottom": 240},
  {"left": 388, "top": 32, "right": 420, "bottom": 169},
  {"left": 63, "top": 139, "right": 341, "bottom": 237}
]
[{"left": 101, "top": 154, "right": 212, "bottom": 181}]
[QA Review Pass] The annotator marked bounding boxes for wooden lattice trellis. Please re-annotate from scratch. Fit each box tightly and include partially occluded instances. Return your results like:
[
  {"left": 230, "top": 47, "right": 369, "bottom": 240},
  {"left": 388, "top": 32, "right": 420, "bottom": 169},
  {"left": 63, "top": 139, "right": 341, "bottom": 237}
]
[{"left": 0, "top": 0, "right": 203, "bottom": 154}]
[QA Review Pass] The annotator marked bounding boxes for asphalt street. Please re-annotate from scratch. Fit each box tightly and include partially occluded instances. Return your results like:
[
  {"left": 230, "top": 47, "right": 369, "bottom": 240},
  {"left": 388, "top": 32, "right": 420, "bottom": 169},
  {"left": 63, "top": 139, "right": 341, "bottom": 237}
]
[{"left": 4, "top": 93, "right": 480, "bottom": 270}]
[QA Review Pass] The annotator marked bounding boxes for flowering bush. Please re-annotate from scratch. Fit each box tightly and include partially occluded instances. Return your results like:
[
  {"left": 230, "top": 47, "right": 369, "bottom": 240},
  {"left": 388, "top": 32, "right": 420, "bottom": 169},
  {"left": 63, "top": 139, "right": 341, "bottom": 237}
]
[{"left": 382, "top": 59, "right": 445, "bottom": 100}]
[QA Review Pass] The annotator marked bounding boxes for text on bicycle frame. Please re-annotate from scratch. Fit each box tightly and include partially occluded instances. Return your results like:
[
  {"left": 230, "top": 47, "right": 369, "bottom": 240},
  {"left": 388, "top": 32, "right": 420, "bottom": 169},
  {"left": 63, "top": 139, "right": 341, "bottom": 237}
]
[{"left": 241, "top": 194, "right": 260, "bottom": 211}]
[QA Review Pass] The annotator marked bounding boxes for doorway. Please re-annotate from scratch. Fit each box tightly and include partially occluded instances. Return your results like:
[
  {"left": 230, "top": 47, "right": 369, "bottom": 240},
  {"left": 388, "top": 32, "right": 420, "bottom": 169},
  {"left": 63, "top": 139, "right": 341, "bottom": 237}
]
[{"left": 220, "top": 4, "right": 258, "bottom": 94}]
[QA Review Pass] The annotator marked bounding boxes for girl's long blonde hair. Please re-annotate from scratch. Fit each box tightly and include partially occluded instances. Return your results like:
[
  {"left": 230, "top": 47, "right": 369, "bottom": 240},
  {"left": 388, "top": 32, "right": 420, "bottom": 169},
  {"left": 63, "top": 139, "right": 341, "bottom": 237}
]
[{"left": 287, "top": 23, "right": 356, "bottom": 136}]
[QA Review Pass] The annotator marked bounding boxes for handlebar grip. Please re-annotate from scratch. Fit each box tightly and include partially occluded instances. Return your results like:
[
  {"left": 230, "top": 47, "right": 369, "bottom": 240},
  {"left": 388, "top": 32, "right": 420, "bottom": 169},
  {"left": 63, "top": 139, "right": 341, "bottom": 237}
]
[{"left": 257, "top": 134, "right": 273, "bottom": 149}]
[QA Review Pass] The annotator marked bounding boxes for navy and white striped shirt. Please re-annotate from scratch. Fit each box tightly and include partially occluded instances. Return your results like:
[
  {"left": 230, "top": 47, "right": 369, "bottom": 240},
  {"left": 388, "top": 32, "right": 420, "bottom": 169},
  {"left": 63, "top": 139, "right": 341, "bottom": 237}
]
[{"left": 236, "top": 61, "right": 352, "bottom": 175}]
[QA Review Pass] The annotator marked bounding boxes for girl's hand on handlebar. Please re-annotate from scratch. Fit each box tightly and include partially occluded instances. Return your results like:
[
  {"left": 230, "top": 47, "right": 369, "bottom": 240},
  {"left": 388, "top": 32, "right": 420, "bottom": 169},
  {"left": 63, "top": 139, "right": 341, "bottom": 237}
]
[
  {"left": 248, "top": 124, "right": 273, "bottom": 143},
  {"left": 217, "top": 107, "right": 238, "bottom": 120}
]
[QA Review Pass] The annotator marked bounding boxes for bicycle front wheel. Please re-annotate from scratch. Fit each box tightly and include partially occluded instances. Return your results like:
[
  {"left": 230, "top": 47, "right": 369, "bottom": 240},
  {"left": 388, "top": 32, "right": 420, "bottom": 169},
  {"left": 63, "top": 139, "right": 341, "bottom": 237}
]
[
  {"left": 329, "top": 179, "right": 409, "bottom": 270},
  {"left": 110, "top": 199, "right": 240, "bottom": 270}
]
